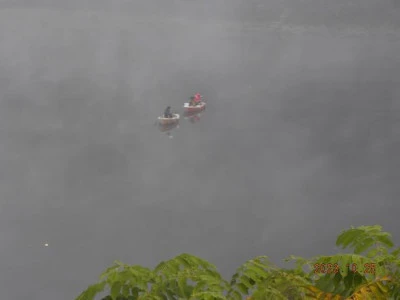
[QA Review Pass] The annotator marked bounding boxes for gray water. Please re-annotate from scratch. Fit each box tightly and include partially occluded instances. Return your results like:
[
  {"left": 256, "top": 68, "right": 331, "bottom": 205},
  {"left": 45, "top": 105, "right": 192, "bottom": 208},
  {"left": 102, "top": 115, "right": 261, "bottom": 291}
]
[{"left": 0, "top": 1, "right": 399, "bottom": 299}]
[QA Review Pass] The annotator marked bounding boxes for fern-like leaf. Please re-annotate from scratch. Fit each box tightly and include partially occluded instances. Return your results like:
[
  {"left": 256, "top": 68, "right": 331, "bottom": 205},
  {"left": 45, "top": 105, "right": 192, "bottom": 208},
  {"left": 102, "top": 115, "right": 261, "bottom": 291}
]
[
  {"left": 228, "top": 256, "right": 273, "bottom": 297},
  {"left": 304, "top": 285, "right": 344, "bottom": 299},
  {"left": 75, "top": 282, "right": 107, "bottom": 300},
  {"left": 346, "top": 276, "right": 392, "bottom": 300},
  {"left": 336, "top": 225, "right": 394, "bottom": 255}
]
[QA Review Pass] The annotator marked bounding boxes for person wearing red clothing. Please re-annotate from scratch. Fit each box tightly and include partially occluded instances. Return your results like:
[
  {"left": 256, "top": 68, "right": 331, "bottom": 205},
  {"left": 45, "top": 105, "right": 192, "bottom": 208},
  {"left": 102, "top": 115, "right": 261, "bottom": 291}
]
[
  {"left": 188, "top": 93, "right": 203, "bottom": 106},
  {"left": 193, "top": 93, "right": 202, "bottom": 105}
]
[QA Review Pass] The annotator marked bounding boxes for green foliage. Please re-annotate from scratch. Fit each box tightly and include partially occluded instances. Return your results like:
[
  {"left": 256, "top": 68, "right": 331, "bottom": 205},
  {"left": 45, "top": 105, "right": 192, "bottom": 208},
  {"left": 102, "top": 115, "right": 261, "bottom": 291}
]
[
  {"left": 76, "top": 261, "right": 156, "bottom": 300},
  {"left": 228, "top": 256, "right": 312, "bottom": 299},
  {"left": 286, "top": 225, "right": 400, "bottom": 299},
  {"left": 76, "top": 254, "right": 228, "bottom": 300},
  {"left": 228, "top": 256, "right": 274, "bottom": 298},
  {"left": 153, "top": 253, "right": 229, "bottom": 299},
  {"left": 336, "top": 225, "right": 394, "bottom": 255},
  {"left": 76, "top": 225, "right": 400, "bottom": 300},
  {"left": 348, "top": 276, "right": 392, "bottom": 300}
]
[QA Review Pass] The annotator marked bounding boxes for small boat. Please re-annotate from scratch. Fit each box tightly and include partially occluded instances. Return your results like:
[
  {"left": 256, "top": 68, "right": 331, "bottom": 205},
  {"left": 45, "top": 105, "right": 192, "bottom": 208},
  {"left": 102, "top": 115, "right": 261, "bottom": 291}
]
[
  {"left": 183, "top": 101, "right": 206, "bottom": 113},
  {"left": 158, "top": 113, "right": 180, "bottom": 125}
]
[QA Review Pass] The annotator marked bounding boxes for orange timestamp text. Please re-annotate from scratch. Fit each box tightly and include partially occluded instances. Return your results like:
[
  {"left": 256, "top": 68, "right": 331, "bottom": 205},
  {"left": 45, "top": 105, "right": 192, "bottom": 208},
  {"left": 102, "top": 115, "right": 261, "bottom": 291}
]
[{"left": 314, "top": 263, "right": 376, "bottom": 275}]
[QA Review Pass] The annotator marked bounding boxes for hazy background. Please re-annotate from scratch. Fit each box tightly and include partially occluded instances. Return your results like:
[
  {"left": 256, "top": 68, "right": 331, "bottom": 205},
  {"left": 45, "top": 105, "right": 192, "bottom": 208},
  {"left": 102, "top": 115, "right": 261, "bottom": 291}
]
[{"left": 0, "top": 1, "right": 399, "bottom": 299}]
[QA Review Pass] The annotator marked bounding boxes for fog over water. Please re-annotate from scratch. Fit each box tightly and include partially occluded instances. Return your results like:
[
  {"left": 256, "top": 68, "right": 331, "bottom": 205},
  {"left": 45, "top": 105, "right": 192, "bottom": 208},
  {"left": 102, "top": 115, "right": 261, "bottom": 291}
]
[{"left": 0, "top": 1, "right": 399, "bottom": 299}]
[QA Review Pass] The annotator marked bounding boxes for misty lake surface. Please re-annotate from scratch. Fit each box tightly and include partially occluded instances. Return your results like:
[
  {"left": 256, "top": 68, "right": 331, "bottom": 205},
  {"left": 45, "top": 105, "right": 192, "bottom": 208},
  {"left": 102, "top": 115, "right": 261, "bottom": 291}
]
[{"left": 0, "top": 2, "right": 399, "bottom": 299}]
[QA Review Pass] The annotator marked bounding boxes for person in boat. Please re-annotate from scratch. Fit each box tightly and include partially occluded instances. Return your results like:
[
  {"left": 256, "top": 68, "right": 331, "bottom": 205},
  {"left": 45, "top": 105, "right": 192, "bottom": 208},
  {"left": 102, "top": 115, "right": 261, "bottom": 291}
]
[
  {"left": 164, "top": 106, "right": 173, "bottom": 118},
  {"left": 193, "top": 93, "right": 202, "bottom": 106}
]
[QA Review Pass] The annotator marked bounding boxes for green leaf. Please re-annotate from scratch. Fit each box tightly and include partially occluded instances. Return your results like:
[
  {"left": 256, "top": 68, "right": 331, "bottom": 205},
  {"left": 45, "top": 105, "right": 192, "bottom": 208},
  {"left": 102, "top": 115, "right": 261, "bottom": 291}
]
[
  {"left": 336, "top": 225, "right": 394, "bottom": 255},
  {"left": 100, "top": 263, "right": 120, "bottom": 280},
  {"left": 377, "top": 234, "right": 394, "bottom": 248},
  {"left": 110, "top": 281, "right": 122, "bottom": 299},
  {"left": 340, "top": 255, "right": 349, "bottom": 277},
  {"left": 354, "top": 237, "right": 375, "bottom": 254},
  {"left": 115, "top": 270, "right": 132, "bottom": 284},
  {"left": 332, "top": 272, "right": 342, "bottom": 289},
  {"left": 191, "top": 291, "right": 226, "bottom": 299},
  {"left": 315, "top": 274, "right": 336, "bottom": 293},
  {"left": 235, "top": 282, "right": 249, "bottom": 294},
  {"left": 352, "top": 271, "right": 365, "bottom": 288},
  {"left": 391, "top": 247, "right": 400, "bottom": 257},
  {"left": 131, "top": 287, "right": 140, "bottom": 298},
  {"left": 367, "top": 248, "right": 379, "bottom": 258},
  {"left": 227, "top": 289, "right": 242, "bottom": 300},
  {"left": 75, "top": 282, "right": 107, "bottom": 300},
  {"left": 122, "top": 285, "right": 130, "bottom": 297},
  {"left": 343, "top": 273, "right": 354, "bottom": 291},
  {"left": 336, "top": 229, "right": 359, "bottom": 249}
]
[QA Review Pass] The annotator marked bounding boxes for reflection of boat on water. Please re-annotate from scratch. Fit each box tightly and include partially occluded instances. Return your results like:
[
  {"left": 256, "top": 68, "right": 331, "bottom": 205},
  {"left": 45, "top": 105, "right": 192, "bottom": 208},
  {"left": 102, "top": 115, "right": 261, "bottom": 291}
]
[
  {"left": 157, "top": 120, "right": 179, "bottom": 138},
  {"left": 157, "top": 113, "right": 180, "bottom": 125},
  {"left": 183, "top": 101, "right": 206, "bottom": 113},
  {"left": 183, "top": 109, "right": 202, "bottom": 117},
  {"left": 157, "top": 122, "right": 179, "bottom": 132},
  {"left": 184, "top": 111, "right": 202, "bottom": 123}
]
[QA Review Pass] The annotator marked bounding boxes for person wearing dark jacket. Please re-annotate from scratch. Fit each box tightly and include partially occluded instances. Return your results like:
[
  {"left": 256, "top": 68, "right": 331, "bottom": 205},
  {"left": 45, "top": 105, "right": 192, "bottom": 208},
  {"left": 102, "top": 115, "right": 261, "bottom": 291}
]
[{"left": 164, "top": 106, "right": 173, "bottom": 118}]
